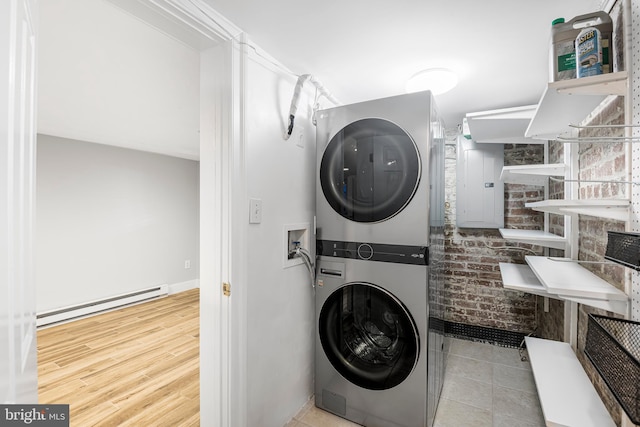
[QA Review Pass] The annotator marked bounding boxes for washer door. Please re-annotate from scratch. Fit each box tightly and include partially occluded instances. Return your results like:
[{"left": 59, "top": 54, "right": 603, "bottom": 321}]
[
  {"left": 319, "top": 118, "right": 421, "bottom": 223},
  {"left": 319, "top": 282, "right": 420, "bottom": 390}
]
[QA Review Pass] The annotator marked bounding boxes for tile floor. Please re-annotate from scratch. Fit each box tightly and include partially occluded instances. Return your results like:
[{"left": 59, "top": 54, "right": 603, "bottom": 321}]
[{"left": 286, "top": 338, "right": 545, "bottom": 427}]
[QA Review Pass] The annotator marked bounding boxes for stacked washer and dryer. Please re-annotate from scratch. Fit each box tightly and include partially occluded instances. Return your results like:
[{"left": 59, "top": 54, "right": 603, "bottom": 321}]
[{"left": 314, "top": 91, "right": 446, "bottom": 427}]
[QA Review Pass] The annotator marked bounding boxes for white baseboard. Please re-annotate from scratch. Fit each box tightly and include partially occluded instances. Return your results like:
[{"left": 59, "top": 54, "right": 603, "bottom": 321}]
[
  {"left": 37, "top": 279, "right": 200, "bottom": 328},
  {"left": 168, "top": 279, "right": 199, "bottom": 294},
  {"left": 37, "top": 284, "right": 169, "bottom": 328}
]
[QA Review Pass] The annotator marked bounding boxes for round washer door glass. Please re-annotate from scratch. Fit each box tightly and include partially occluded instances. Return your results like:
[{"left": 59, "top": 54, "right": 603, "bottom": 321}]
[
  {"left": 320, "top": 118, "right": 421, "bottom": 223},
  {"left": 319, "top": 282, "right": 419, "bottom": 390}
]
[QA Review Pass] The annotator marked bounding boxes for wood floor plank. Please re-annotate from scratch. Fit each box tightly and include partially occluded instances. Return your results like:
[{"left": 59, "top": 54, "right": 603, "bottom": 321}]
[
  {"left": 122, "top": 394, "right": 199, "bottom": 427},
  {"left": 141, "top": 346, "right": 197, "bottom": 379},
  {"left": 38, "top": 379, "right": 88, "bottom": 404},
  {"left": 90, "top": 370, "right": 195, "bottom": 427},
  {"left": 69, "top": 401, "right": 120, "bottom": 427},
  {"left": 38, "top": 358, "right": 120, "bottom": 393},
  {"left": 38, "top": 289, "right": 200, "bottom": 426},
  {"left": 81, "top": 324, "right": 167, "bottom": 350}
]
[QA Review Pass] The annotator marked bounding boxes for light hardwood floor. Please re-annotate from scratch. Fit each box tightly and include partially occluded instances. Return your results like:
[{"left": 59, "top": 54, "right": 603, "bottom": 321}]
[{"left": 37, "top": 289, "right": 200, "bottom": 426}]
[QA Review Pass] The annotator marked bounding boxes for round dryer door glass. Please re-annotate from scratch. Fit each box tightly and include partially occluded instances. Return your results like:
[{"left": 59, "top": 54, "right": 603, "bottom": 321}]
[
  {"left": 320, "top": 118, "right": 421, "bottom": 223},
  {"left": 318, "top": 282, "right": 419, "bottom": 390}
]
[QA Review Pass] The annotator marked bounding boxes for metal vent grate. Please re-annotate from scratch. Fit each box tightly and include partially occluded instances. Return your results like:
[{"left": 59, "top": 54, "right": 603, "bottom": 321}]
[{"left": 444, "top": 321, "right": 525, "bottom": 348}]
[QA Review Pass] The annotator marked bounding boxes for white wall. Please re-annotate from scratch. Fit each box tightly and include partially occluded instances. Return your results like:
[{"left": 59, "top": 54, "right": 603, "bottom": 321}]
[
  {"left": 36, "top": 135, "right": 199, "bottom": 313},
  {"left": 37, "top": 0, "right": 201, "bottom": 160},
  {"left": 244, "top": 50, "right": 318, "bottom": 427}
]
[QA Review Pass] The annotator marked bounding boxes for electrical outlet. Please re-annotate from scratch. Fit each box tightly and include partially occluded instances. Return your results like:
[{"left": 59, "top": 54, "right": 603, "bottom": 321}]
[{"left": 184, "top": 260, "right": 191, "bottom": 269}]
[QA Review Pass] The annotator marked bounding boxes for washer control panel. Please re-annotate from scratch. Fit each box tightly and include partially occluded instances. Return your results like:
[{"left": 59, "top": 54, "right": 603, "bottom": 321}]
[{"left": 317, "top": 239, "right": 428, "bottom": 265}]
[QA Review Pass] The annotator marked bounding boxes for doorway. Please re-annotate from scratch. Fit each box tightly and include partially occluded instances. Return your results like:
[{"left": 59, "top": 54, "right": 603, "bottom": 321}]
[{"left": 35, "top": 0, "right": 241, "bottom": 425}]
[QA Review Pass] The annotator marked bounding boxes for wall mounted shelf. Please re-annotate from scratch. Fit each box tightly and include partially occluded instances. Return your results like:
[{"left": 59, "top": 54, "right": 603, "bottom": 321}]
[
  {"left": 498, "top": 229, "right": 566, "bottom": 250},
  {"left": 525, "top": 255, "right": 628, "bottom": 301},
  {"left": 561, "top": 295, "right": 629, "bottom": 317},
  {"left": 525, "top": 337, "right": 616, "bottom": 427},
  {"left": 500, "top": 163, "right": 567, "bottom": 186},
  {"left": 465, "top": 104, "right": 539, "bottom": 144},
  {"left": 525, "top": 71, "right": 628, "bottom": 140},
  {"left": 499, "top": 261, "right": 629, "bottom": 315},
  {"left": 525, "top": 199, "right": 630, "bottom": 222},
  {"left": 499, "top": 262, "right": 560, "bottom": 298}
]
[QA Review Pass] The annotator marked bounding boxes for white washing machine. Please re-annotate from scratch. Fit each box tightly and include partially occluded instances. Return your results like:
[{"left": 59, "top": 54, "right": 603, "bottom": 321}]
[
  {"left": 315, "top": 91, "right": 443, "bottom": 247},
  {"left": 314, "top": 245, "right": 441, "bottom": 427}
]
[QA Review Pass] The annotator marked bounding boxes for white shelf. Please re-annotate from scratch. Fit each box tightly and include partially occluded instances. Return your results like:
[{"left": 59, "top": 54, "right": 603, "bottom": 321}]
[
  {"left": 525, "top": 256, "right": 629, "bottom": 301},
  {"left": 500, "top": 163, "right": 567, "bottom": 186},
  {"left": 561, "top": 295, "right": 629, "bottom": 316},
  {"left": 525, "top": 71, "right": 628, "bottom": 140},
  {"left": 525, "top": 337, "right": 616, "bottom": 427},
  {"left": 499, "top": 261, "right": 629, "bottom": 314},
  {"left": 499, "top": 229, "right": 566, "bottom": 250},
  {"left": 525, "top": 199, "right": 630, "bottom": 222},
  {"left": 499, "top": 263, "right": 560, "bottom": 298},
  {"left": 465, "top": 104, "right": 540, "bottom": 144}
]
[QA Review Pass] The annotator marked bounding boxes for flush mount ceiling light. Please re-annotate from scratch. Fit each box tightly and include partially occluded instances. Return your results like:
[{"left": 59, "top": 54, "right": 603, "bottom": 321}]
[{"left": 406, "top": 68, "right": 458, "bottom": 95}]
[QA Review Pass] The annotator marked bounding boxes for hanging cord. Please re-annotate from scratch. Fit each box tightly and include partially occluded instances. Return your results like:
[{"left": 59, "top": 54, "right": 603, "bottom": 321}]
[
  {"left": 284, "top": 74, "right": 340, "bottom": 140},
  {"left": 289, "top": 242, "right": 315, "bottom": 288}
]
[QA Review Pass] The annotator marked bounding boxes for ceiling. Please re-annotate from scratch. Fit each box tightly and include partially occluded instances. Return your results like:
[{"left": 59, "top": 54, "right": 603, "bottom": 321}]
[
  {"left": 203, "top": 0, "right": 602, "bottom": 127},
  {"left": 38, "top": 0, "right": 202, "bottom": 160},
  {"left": 38, "top": 0, "right": 605, "bottom": 160}
]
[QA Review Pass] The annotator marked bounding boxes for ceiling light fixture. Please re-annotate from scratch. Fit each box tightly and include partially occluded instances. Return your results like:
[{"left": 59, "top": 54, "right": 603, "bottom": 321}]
[{"left": 406, "top": 68, "right": 458, "bottom": 95}]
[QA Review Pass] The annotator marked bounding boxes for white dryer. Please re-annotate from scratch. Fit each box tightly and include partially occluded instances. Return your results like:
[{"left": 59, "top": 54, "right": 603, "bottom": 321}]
[{"left": 315, "top": 91, "right": 443, "bottom": 246}]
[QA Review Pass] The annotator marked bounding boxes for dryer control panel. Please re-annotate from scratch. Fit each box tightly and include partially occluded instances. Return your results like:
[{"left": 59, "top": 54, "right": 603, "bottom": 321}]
[{"left": 317, "top": 239, "right": 428, "bottom": 265}]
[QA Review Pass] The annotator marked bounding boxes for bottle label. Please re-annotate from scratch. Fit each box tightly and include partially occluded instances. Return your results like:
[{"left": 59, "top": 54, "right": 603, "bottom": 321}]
[
  {"left": 555, "top": 39, "right": 576, "bottom": 80},
  {"left": 557, "top": 53, "right": 575, "bottom": 72},
  {"left": 577, "top": 27, "right": 602, "bottom": 78}
]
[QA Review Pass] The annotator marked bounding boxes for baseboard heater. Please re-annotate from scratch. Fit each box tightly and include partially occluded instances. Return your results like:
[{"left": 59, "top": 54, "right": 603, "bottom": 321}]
[{"left": 37, "top": 284, "right": 169, "bottom": 328}]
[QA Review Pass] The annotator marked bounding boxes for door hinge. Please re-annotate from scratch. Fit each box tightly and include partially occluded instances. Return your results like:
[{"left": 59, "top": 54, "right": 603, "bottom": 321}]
[{"left": 223, "top": 282, "right": 231, "bottom": 297}]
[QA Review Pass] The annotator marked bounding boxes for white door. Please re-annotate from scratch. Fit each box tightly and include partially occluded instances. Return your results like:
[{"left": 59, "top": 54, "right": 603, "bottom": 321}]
[{"left": 0, "top": 0, "right": 39, "bottom": 404}]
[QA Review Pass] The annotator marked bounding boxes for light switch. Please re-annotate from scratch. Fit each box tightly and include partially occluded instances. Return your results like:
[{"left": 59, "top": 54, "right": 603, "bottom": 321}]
[{"left": 249, "top": 198, "right": 262, "bottom": 224}]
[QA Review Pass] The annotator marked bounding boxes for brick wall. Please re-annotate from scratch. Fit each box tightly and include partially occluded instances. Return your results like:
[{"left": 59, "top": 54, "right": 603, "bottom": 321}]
[{"left": 444, "top": 139, "right": 544, "bottom": 334}]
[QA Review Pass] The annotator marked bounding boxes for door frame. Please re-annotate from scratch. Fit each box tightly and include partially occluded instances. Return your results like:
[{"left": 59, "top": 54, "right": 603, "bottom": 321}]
[
  {"left": 103, "top": 1, "right": 247, "bottom": 426},
  {"left": 2, "top": 0, "right": 247, "bottom": 420}
]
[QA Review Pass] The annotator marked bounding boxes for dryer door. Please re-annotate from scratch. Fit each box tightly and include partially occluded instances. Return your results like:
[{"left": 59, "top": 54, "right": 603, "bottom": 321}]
[
  {"left": 319, "top": 118, "right": 421, "bottom": 223},
  {"left": 319, "top": 282, "right": 420, "bottom": 390}
]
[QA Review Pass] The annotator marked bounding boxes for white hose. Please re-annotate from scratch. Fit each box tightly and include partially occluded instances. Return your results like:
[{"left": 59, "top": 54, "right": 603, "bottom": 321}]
[
  {"left": 288, "top": 246, "right": 316, "bottom": 288},
  {"left": 284, "top": 74, "right": 340, "bottom": 140}
]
